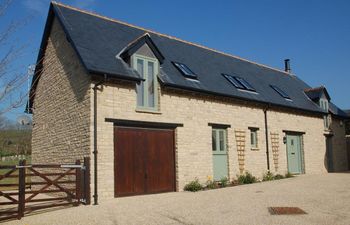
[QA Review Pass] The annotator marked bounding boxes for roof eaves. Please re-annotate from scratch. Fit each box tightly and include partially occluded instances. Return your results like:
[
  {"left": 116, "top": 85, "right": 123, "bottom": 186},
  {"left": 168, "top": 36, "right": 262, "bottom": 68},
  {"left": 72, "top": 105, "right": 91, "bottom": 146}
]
[{"left": 162, "top": 82, "right": 326, "bottom": 117}]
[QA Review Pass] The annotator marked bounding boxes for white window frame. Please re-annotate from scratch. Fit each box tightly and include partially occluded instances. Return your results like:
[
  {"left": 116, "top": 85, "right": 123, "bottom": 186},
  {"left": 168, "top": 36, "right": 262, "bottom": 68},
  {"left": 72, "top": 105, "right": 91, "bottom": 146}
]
[
  {"left": 132, "top": 54, "right": 159, "bottom": 111},
  {"left": 249, "top": 128, "right": 259, "bottom": 150}
]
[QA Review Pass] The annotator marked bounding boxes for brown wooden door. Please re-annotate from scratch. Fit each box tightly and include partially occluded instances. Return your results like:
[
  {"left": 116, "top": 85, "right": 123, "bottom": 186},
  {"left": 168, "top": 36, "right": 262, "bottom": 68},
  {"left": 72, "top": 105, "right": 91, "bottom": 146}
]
[{"left": 114, "top": 127, "right": 175, "bottom": 197}]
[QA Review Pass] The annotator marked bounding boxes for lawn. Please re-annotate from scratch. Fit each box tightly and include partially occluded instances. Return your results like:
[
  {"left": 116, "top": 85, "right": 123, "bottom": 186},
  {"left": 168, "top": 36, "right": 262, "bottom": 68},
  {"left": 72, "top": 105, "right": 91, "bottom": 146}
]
[{"left": 0, "top": 156, "right": 31, "bottom": 191}]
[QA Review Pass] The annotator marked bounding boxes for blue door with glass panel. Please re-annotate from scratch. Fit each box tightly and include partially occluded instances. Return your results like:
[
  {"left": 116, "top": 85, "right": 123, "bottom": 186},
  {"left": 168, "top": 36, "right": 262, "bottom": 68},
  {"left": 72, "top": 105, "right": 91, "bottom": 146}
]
[
  {"left": 286, "top": 134, "right": 302, "bottom": 174},
  {"left": 212, "top": 129, "right": 228, "bottom": 180}
]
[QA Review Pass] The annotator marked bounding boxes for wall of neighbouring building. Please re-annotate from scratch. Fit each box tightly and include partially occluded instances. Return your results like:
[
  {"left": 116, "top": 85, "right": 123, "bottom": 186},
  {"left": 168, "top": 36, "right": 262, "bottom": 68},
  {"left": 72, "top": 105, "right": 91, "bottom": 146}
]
[
  {"left": 330, "top": 118, "right": 348, "bottom": 171},
  {"left": 31, "top": 18, "right": 91, "bottom": 164}
]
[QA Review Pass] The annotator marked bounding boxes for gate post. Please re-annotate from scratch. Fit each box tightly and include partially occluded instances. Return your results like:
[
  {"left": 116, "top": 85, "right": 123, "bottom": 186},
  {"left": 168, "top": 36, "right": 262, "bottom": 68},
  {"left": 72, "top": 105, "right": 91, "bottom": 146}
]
[
  {"left": 18, "top": 159, "right": 26, "bottom": 219},
  {"left": 75, "top": 160, "right": 81, "bottom": 206},
  {"left": 83, "top": 157, "right": 91, "bottom": 205}
]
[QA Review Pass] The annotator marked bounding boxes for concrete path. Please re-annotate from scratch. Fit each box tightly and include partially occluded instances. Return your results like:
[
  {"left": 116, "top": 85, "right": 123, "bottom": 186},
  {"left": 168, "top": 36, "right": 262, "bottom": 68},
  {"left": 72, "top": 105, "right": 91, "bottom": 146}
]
[{"left": 3, "top": 173, "right": 350, "bottom": 225}]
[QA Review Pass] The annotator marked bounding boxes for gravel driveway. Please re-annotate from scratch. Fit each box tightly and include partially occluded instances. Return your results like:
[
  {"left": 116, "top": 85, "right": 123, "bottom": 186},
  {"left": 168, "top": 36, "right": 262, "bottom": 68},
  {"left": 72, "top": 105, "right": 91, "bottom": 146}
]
[{"left": 3, "top": 173, "right": 350, "bottom": 225}]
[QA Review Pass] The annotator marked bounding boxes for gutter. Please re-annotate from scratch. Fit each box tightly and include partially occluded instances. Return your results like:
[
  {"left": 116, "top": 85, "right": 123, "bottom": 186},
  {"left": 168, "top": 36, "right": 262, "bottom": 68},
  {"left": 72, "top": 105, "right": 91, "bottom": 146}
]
[
  {"left": 92, "top": 75, "right": 107, "bottom": 205},
  {"left": 263, "top": 105, "right": 271, "bottom": 171}
]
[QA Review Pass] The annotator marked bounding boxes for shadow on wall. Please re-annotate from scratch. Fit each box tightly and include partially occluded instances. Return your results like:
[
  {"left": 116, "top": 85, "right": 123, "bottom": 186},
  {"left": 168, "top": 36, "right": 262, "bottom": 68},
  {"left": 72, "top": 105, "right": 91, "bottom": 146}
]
[{"left": 324, "top": 135, "right": 333, "bottom": 173}]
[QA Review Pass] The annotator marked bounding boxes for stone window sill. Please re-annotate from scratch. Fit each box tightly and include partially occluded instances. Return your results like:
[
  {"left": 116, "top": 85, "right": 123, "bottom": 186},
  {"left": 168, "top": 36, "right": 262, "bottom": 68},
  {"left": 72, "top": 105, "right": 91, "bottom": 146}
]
[
  {"left": 135, "top": 108, "right": 162, "bottom": 115},
  {"left": 251, "top": 147, "right": 259, "bottom": 151}
]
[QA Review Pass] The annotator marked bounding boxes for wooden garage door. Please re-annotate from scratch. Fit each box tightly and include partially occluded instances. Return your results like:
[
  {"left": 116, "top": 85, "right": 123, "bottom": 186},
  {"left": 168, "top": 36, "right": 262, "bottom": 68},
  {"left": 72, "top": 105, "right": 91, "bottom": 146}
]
[{"left": 114, "top": 127, "right": 175, "bottom": 197}]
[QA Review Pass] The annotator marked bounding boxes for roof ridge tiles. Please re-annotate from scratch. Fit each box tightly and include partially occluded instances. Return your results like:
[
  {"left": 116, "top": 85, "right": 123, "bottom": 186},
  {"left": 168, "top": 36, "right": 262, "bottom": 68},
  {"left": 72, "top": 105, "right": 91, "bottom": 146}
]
[
  {"left": 51, "top": 1, "right": 292, "bottom": 76},
  {"left": 304, "top": 86, "right": 325, "bottom": 92}
]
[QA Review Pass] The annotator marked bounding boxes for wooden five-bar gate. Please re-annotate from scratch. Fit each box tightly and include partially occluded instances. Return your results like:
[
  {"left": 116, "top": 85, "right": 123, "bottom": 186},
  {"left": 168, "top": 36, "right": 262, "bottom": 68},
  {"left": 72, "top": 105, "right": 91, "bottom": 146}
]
[{"left": 0, "top": 157, "right": 90, "bottom": 221}]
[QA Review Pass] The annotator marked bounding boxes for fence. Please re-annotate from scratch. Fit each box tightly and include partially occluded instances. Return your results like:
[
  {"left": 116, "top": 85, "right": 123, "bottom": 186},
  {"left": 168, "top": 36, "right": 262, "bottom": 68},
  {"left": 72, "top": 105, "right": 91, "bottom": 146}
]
[{"left": 0, "top": 157, "right": 90, "bottom": 221}]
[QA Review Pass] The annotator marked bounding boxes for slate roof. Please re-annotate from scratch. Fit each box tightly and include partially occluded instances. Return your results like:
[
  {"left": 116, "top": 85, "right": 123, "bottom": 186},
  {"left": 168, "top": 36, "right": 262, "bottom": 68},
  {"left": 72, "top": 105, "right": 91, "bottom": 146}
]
[
  {"left": 304, "top": 86, "right": 331, "bottom": 101},
  {"left": 28, "top": 2, "right": 348, "bottom": 118}
]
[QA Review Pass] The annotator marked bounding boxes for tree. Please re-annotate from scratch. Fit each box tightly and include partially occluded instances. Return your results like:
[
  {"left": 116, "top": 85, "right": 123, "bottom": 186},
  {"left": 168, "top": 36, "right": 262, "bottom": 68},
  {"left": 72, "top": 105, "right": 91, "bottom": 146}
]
[{"left": 0, "top": 0, "right": 30, "bottom": 115}]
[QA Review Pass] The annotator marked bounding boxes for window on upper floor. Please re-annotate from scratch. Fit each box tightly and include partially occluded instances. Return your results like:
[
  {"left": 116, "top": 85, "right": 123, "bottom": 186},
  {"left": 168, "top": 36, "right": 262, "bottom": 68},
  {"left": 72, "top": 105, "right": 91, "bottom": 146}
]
[
  {"left": 319, "top": 98, "right": 330, "bottom": 130},
  {"left": 173, "top": 62, "right": 197, "bottom": 79},
  {"left": 319, "top": 98, "right": 329, "bottom": 112},
  {"left": 133, "top": 54, "right": 159, "bottom": 110},
  {"left": 222, "top": 74, "right": 256, "bottom": 92},
  {"left": 270, "top": 85, "right": 291, "bottom": 100}
]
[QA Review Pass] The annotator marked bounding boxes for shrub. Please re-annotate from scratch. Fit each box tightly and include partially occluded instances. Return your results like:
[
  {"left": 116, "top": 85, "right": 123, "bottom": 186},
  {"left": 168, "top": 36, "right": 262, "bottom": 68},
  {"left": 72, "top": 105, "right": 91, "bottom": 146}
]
[
  {"left": 262, "top": 171, "right": 275, "bottom": 181},
  {"left": 220, "top": 177, "right": 229, "bottom": 187},
  {"left": 285, "top": 172, "right": 294, "bottom": 178},
  {"left": 237, "top": 171, "right": 257, "bottom": 184},
  {"left": 274, "top": 174, "right": 284, "bottom": 180},
  {"left": 184, "top": 179, "right": 203, "bottom": 192}
]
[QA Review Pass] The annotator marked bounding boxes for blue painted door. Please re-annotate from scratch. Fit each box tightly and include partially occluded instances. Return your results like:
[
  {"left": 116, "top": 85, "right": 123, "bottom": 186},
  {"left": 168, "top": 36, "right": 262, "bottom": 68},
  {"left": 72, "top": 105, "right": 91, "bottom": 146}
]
[
  {"left": 286, "top": 134, "right": 302, "bottom": 174},
  {"left": 212, "top": 129, "right": 228, "bottom": 180}
]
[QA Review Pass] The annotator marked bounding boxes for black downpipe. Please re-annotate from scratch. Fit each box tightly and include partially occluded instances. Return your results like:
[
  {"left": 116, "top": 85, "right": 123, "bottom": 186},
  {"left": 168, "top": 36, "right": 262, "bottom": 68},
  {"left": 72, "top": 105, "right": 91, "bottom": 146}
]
[
  {"left": 93, "top": 78, "right": 105, "bottom": 205},
  {"left": 264, "top": 106, "right": 271, "bottom": 171}
]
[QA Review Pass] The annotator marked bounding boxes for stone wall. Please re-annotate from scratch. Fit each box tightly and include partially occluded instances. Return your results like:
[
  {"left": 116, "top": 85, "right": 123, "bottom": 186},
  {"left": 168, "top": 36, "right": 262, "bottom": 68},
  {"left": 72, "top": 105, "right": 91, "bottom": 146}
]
[
  {"left": 32, "top": 19, "right": 328, "bottom": 201},
  {"left": 93, "top": 81, "right": 327, "bottom": 199},
  {"left": 31, "top": 18, "right": 91, "bottom": 164}
]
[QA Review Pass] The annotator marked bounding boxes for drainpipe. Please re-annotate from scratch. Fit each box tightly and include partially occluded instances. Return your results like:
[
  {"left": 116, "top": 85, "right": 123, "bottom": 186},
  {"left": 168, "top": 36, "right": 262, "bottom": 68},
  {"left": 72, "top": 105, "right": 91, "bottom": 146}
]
[
  {"left": 264, "top": 105, "right": 271, "bottom": 171},
  {"left": 92, "top": 75, "right": 106, "bottom": 205}
]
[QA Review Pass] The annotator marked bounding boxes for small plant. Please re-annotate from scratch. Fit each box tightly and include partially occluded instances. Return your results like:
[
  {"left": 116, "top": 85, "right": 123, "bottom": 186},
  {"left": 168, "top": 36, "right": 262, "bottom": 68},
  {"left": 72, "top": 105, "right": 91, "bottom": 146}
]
[
  {"left": 262, "top": 171, "right": 275, "bottom": 181},
  {"left": 274, "top": 174, "right": 284, "bottom": 180},
  {"left": 237, "top": 171, "right": 257, "bottom": 184},
  {"left": 285, "top": 172, "right": 294, "bottom": 178},
  {"left": 219, "top": 177, "right": 229, "bottom": 187},
  {"left": 206, "top": 179, "right": 217, "bottom": 189},
  {"left": 184, "top": 178, "right": 203, "bottom": 192},
  {"left": 205, "top": 175, "right": 217, "bottom": 189}
]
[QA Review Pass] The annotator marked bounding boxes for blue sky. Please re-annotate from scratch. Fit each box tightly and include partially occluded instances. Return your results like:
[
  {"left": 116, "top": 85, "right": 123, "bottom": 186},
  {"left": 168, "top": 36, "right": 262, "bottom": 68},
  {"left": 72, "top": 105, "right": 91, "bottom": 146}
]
[{"left": 2, "top": 0, "right": 349, "bottom": 120}]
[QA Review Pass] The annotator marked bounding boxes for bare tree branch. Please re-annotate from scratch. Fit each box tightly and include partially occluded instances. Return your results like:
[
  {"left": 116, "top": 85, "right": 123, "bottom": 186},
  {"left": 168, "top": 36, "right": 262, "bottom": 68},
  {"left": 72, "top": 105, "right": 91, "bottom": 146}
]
[
  {"left": 0, "top": 0, "right": 12, "bottom": 17},
  {"left": 0, "top": 0, "right": 32, "bottom": 116}
]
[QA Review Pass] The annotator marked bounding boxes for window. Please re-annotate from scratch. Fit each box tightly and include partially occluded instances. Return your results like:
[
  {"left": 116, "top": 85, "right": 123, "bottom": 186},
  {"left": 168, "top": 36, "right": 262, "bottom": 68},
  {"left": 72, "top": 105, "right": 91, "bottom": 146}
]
[
  {"left": 212, "top": 128, "right": 226, "bottom": 152},
  {"left": 319, "top": 98, "right": 330, "bottom": 129},
  {"left": 222, "top": 74, "right": 256, "bottom": 92},
  {"left": 319, "top": 98, "right": 329, "bottom": 112},
  {"left": 249, "top": 128, "right": 258, "bottom": 149},
  {"left": 270, "top": 85, "right": 291, "bottom": 99},
  {"left": 133, "top": 54, "right": 158, "bottom": 110},
  {"left": 173, "top": 62, "right": 197, "bottom": 79}
]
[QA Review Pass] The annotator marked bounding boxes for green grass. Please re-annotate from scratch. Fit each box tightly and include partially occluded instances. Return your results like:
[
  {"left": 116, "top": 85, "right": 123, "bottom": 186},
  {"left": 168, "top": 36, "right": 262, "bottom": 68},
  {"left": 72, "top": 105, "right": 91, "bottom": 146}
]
[{"left": 0, "top": 156, "right": 31, "bottom": 191}]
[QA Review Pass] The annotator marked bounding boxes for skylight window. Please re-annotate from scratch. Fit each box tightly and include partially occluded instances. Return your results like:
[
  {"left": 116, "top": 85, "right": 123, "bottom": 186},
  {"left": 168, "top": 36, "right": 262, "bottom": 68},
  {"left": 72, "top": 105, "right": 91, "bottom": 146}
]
[
  {"left": 222, "top": 74, "right": 245, "bottom": 89},
  {"left": 270, "top": 85, "right": 291, "bottom": 99},
  {"left": 222, "top": 74, "right": 256, "bottom": 92},
  {"left": 173, "top": 62, "right": 197, "bottom": 79}
]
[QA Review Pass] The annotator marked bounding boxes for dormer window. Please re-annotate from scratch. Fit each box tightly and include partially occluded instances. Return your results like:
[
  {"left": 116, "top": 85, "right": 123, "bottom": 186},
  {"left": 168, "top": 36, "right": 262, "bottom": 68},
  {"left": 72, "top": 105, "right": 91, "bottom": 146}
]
[
  {"left": 319, "top": 98, "right": 329, "bottom": 112},
  {"left": 319, "top": 98, "right": 330, "bottom": 129},
  {"left": 133, "top": 54, "right": 158, "bottom": 110}
]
